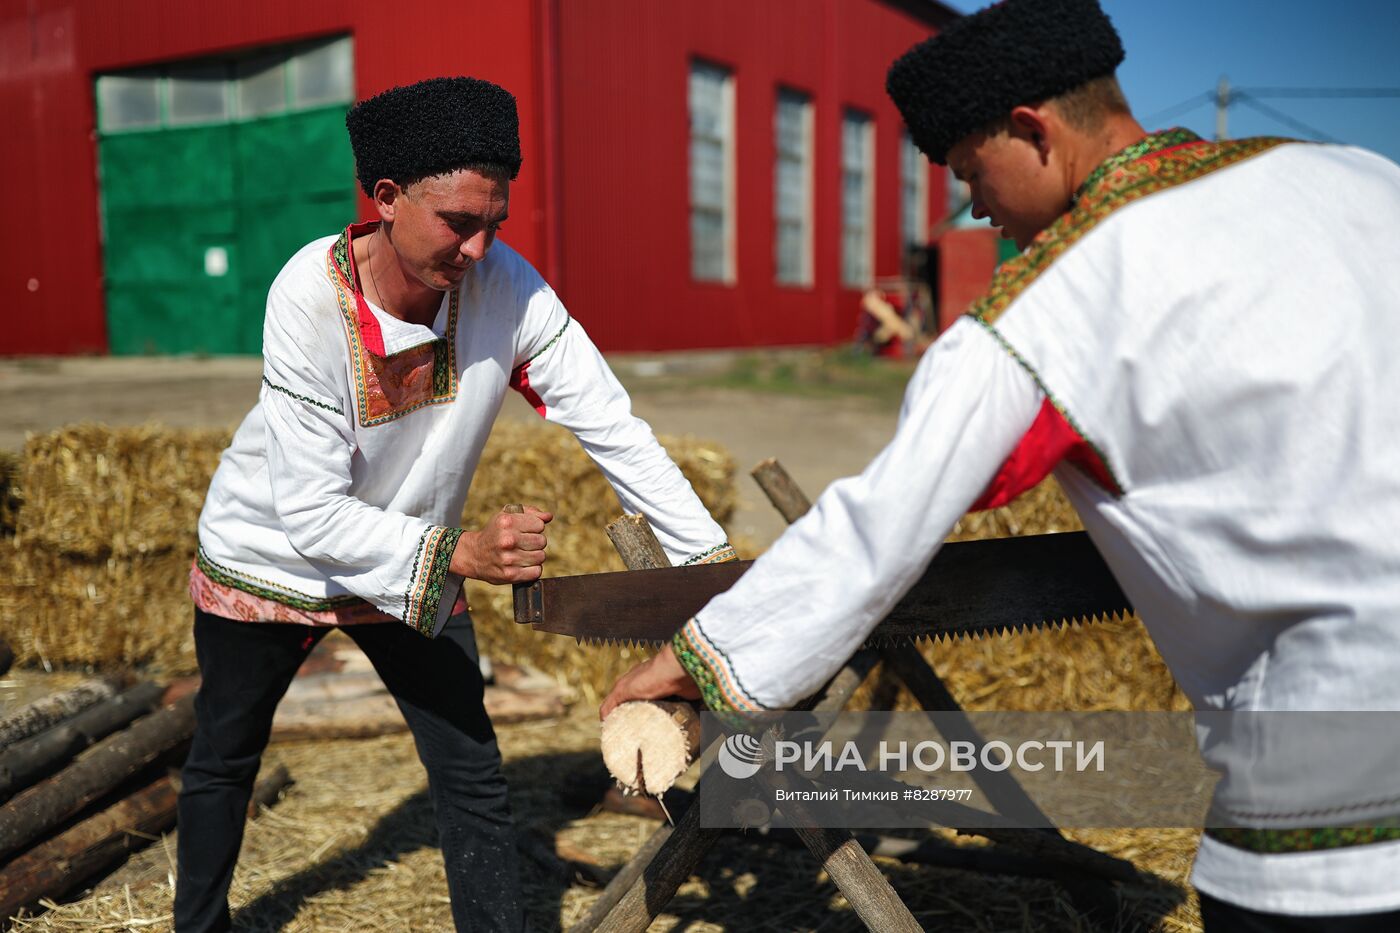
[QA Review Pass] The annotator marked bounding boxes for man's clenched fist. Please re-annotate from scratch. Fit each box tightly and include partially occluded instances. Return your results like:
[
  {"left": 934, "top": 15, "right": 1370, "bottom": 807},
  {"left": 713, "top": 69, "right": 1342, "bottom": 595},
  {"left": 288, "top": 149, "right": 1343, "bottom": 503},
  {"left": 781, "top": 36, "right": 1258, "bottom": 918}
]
[{"left": 451, "top": 505, "right": 553, "bottom": 584}]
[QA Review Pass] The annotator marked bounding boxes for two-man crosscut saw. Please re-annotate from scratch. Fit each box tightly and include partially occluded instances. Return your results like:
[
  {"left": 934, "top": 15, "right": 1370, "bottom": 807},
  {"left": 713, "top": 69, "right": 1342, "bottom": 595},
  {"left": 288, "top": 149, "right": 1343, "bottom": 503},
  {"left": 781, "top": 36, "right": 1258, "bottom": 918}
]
[{"left": 513, "top": 530, "right": 1132, "bottom": 646}]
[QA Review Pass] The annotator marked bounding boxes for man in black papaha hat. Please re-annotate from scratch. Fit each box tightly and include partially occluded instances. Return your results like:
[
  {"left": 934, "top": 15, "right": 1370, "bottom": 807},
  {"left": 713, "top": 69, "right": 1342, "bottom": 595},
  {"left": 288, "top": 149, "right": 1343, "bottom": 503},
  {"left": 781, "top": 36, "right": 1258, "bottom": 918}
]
[
  {"left": 603, "top": 1, "right": 1400, "bottom": 929},
  {"left": 178, "top": 76, "right": 737, "bottom": 931}
]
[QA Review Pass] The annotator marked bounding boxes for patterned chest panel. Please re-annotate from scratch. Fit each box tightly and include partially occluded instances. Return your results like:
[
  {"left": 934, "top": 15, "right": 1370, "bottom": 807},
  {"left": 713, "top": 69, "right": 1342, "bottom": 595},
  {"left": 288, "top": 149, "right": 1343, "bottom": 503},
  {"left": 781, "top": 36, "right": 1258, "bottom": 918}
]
[{"left": 327, "top": 227, "right": 460, "bottom": 428}]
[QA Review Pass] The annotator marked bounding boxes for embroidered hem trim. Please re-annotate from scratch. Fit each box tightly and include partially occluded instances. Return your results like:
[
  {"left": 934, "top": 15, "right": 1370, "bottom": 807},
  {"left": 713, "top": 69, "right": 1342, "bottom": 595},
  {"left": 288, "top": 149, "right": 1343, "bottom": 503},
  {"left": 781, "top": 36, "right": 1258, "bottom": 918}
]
[
  {"left": 262, "top": 377, "right": 343, "bottom": 415},
  {"left": 682, "top": 543, "right": 738, "bottom": 566},
  {"left": 195, "top": 547, "right": 362, "bottom": 612},
  {"left": 403, "top": 525, "right": 465, "bottom": 636},
  {"left": 1206, "top": 824, "right": 1400, "bottom": 854}
]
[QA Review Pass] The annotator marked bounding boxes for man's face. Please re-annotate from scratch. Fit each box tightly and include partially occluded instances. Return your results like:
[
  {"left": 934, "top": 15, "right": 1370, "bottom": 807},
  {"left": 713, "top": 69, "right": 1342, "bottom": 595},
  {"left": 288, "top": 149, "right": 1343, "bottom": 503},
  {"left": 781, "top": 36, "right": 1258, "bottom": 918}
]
[
  {"left": 946, "top": 127, "right": 1070, "bottom": 251},
  {"left": 381, "top": 169, "right": 510, "bottom": 291}
]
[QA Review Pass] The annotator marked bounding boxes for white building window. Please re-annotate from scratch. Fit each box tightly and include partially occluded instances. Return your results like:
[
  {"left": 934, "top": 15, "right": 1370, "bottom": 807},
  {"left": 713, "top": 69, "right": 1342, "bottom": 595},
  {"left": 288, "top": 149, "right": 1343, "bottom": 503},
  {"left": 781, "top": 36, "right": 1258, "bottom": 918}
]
[
  {"left": 97, "top": 37, "right": 355, "bottom": 133},
  {"left": 841, "top": 109, "right": 874, "bottom": 288},
  {"left": 96, "top": 71, "right": 162, "bottom": 132},
  {"left": 167, "top": 62, "right": 230, "bottom": 126},
  {"left": 774, "top": 88, "right": 813, "bottom": 286},
  {"left": 689, "top": 60, "right": 735, "bottom": 283},
  {"left": 900, "top": 131, "right": 928, "bottom": 250},
  {"left": 291, "top": 36, "right": 355, "bottom": 109},
  {"left": 236, "top": 54, "right": 288, "bottom": 119}
]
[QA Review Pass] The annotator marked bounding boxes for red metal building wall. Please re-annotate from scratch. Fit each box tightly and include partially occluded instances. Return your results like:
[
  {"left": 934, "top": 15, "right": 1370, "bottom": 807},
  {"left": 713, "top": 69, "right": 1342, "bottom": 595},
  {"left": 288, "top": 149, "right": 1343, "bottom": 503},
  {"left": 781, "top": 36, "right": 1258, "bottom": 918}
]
[
  {"left": 937, "top": 227, "right": 1001, "bottom": 333},
  {"left": 2, "top": 0, "right": 550, "bottom": 356},
  {"left": 553, "top": 0, "right": 947, "bottom": 351}
]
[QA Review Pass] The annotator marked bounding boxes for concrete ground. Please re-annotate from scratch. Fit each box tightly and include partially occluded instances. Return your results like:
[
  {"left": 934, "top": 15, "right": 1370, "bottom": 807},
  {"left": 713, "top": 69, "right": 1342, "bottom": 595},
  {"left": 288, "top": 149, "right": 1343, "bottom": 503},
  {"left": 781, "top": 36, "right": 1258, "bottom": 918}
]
[{"left": 2, "top": 352, "right": 902, "bottom": 547}]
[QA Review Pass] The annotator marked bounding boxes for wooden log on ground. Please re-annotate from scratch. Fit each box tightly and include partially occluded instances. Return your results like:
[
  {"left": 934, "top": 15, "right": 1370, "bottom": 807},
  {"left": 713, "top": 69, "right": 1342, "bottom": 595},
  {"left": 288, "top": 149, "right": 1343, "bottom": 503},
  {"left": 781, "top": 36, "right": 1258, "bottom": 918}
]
[
  {"left": 265, "top": 669, "right": 565, "bottom": 742},
  {"left": 0, "top": 677, "right": 122, "bottom": 752},
  {"left": 0, "top": 774, "right": 178, "bottom": 923},
  {"left": 600, "top": 701, "right": 702, "bottom": 796},
  {"left": 91, "top": 763, "right": 294, "bottom": 897},
  {"left": 0, "top": 682, "right": 166, "bottom": 802},
  {"left": 247, "top": 763, "right": 293, "bottom": 815},
  {"left": 0, "top": 695, "right": 195, "bottom": 862}
]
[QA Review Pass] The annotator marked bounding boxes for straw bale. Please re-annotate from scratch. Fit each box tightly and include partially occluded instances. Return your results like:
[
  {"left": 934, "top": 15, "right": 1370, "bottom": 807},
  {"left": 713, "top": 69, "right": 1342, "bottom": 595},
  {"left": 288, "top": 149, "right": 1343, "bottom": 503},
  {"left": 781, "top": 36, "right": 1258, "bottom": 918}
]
[
  {"left": 1, "top": 419, "right": 735, "bottom": 678},
  {"left": 463, "top": 420, "right": 738, "bottom": 707},
  {"left": 15, "top": 425, "right": 230, "bottom": 560},
  {"left": 0, "top": 542, "right": 195, "bottom": 672},
  {"left": 0, "top": 450, "right": 19, "bottom": 536}
]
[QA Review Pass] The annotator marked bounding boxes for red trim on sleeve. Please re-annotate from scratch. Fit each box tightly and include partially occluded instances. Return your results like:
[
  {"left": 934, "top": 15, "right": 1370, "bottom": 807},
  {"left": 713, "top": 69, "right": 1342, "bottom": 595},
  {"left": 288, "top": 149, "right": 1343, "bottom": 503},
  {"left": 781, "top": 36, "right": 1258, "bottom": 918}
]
[
  {"left": 971, "top": 398, "right": 1118, "bottom": 511},
  {"left": 509, "top": 361, "right": 547, "bottom": 417}
]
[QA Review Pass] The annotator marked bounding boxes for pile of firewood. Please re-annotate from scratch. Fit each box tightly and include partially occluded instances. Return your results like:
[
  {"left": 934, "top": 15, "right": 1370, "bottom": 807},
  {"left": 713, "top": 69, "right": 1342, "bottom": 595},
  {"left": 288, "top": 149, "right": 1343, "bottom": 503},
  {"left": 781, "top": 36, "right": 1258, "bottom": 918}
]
[
  {"left": 0, "top": 675, "right": 293, "bottom": 927},
  {"left": 0, "top": 676, "right": 189, "bottom": 922}
]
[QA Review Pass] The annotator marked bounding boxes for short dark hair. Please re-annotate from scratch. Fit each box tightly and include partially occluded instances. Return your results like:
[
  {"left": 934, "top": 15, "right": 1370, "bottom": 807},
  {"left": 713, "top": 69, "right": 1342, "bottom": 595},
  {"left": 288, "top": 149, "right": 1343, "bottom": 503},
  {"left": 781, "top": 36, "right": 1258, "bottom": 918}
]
[
  {"left": 975, "top": 74, "right": 1130, "bottom": 140},
  {"left": 1050, "top": 75, "right": 1131, "bottom": 133}
]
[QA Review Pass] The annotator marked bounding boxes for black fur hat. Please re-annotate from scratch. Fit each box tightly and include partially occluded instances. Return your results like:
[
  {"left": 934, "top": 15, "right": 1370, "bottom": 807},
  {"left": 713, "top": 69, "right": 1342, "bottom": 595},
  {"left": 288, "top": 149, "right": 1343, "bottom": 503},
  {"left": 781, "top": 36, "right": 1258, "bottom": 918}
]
[
  {"left": 886, "top": 0, "right": 1125, "bottom": 164},
  {"left": 346, "top": 76, "right": 522, "bottom": 194}
]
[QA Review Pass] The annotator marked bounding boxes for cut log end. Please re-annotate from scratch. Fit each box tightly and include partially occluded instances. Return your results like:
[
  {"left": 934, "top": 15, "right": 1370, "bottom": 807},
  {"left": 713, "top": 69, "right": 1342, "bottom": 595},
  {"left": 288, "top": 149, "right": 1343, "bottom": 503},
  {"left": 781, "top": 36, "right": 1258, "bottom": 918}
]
[{"left": 600, "top": 701, "right": 701, "bottom": 796}]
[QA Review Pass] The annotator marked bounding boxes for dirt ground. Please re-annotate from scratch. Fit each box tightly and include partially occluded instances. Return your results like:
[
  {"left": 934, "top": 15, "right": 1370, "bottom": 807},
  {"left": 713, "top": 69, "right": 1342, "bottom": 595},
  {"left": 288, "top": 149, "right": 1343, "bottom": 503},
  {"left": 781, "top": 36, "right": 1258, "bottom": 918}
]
[{"left": 0, "top": 352, "right": 901, "bottom": 547}]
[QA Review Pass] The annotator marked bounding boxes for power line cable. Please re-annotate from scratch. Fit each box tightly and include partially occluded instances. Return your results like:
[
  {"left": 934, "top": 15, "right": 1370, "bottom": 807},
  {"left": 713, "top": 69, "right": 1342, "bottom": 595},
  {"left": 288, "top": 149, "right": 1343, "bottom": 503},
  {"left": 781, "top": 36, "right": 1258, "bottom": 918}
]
[
  {"left": 1236, "top": 87, "right": 1400, "bottom": 99},
  {"left": 1232, "top": 93, "right": 1343, "bottom": 144},
  {"left": 1142, "top": 92, "right": 1214, "bottom": 126}
]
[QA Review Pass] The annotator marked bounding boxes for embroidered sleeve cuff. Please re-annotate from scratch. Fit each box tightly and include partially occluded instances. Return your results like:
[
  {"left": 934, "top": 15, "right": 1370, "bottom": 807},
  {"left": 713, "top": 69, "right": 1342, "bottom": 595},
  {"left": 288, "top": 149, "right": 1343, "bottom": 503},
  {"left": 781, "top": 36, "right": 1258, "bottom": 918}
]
[
  {"left": 403, "top": 526, "right": 466, "bottom": 637},
  {"left": 673, "top": 618, "right": 765, "bottom": 731},
  {"left": 681, "top": 543, "right": 738, "bottom": 566}
]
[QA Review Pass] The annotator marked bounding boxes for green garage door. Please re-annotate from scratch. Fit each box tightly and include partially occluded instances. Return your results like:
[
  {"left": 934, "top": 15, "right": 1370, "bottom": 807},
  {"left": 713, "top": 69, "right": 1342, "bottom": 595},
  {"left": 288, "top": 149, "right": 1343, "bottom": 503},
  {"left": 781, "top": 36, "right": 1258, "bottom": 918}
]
[{"left": 96, "top": 37, "right": 356, "bottom": 355}]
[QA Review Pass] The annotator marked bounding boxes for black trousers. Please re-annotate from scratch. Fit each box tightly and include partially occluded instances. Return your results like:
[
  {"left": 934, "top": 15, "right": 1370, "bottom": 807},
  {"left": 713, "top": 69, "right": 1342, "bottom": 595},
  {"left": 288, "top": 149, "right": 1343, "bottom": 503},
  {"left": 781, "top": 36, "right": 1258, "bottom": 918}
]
[
  {"left": 174, "top": 609, "right": 522, "bottom": 933},
  {"left": 1201, "top": 892, "right": 1400, "bottom": 932}
]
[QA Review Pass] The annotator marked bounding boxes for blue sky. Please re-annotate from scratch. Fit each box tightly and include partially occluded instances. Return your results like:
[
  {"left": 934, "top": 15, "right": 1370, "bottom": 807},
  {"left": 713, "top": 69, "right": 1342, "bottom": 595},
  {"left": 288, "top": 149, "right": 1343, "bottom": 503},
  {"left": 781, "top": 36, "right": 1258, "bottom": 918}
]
[{"left": 940, "top": 0, "right": 1400, "bottom": 165}]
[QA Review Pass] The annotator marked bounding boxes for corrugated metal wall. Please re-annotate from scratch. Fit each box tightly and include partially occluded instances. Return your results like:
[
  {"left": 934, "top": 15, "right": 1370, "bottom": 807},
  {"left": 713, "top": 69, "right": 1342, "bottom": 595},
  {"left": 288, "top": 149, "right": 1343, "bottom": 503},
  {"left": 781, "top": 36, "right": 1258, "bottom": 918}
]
[
  {"left": 554, "top": 0, "right": 945, "bottom": 351},
  {"left": 2, "top": 0, "right": 548, "bottom": 355},
  {"left": 3, "top": 0, "right": 944, "bottom": 355}
]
